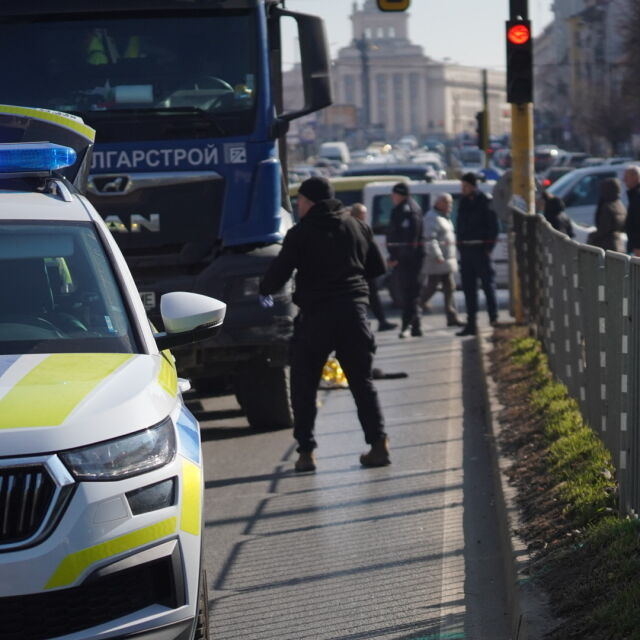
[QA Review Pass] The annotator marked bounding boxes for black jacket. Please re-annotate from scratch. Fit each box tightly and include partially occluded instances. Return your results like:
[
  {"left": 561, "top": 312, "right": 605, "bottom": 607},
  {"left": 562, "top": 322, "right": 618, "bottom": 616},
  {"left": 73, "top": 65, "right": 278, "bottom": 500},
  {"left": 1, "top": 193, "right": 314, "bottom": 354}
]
[
  {"left": 625, "top": 184, "right": 640, "bottom": 252},
  {"left": 386, "top": 197, "right": 425, "bottom": 262},
  {"left": 456, "top": 190, "right": 499, "bottom": 252},
  {"left": 543, "top": 195, "right": 574, "bottom": 238},
  {"left": 588, "top": 178, "right": 626, "bottom": 252},
  {"left": 259, "top": 198, "right": 386, "bottom": 311}
]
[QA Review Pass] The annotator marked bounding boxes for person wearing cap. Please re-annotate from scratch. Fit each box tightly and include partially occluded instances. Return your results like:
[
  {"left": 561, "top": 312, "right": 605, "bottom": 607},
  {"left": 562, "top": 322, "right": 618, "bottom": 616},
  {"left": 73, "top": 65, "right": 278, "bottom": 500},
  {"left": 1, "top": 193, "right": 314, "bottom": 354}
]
[
  {"left": 456, "top": 172, "right": 499, "bottom": 336},
  {"left": 386, "top": 182, "right": 426, "bottom": 338},
  {"left": 259, "top": 177, "right": 391, "bottom": 472}
]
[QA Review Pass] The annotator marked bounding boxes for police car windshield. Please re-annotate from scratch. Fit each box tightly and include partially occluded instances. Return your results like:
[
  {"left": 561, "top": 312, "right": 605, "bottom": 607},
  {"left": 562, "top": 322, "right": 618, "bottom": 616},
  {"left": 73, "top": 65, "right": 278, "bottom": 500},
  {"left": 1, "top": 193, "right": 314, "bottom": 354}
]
[
  {"left": 0, "top": 13, "right": 258, "bottom": 134},
  {"left": 0, "top": 222, "right": 138, "bottom": 355}
]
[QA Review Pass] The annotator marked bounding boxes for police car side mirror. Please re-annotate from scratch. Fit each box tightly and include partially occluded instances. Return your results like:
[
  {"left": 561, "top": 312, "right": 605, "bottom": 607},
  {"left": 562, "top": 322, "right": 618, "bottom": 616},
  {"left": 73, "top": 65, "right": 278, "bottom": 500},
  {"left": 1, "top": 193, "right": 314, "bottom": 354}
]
[{"left": 154, "top": 292, "right": 226, "bottom": 350}]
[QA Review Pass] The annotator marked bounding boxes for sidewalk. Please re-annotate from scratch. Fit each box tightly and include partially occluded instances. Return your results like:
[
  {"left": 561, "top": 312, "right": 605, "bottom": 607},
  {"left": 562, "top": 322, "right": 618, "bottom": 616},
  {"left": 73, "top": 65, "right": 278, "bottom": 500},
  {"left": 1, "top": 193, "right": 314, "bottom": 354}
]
[{"left": 202, "top": 307, "right": 514, "bottom": 639}]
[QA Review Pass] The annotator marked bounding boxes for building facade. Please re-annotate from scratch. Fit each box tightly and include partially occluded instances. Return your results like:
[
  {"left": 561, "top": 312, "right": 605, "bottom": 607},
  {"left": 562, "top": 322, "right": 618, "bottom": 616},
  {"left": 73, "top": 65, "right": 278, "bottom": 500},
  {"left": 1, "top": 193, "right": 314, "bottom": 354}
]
[{"left": 329, "top": 0, "right": 508, "bottom": 142}]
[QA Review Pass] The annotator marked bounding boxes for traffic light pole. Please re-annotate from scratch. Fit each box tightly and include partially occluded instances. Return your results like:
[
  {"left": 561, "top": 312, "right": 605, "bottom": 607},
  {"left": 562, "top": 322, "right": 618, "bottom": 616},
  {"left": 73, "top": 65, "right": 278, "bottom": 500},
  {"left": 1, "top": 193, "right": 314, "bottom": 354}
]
[
  {"left": 482, "top": 69, "right": 490, "bottom": 168},
  {"left": 508, "top": 0, "right": 533, "bottom": 324}
]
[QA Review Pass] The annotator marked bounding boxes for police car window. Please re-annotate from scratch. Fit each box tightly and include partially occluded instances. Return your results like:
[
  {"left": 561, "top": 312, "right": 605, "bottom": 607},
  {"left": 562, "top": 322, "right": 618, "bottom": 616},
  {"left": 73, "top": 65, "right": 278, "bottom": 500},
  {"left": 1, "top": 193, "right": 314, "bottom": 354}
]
[
  {"left": 0, "top": 13, "right": 258, "bottom": 135},
  {"left": 0, "top": 223, "right": 137, "bottom": 355},
  {"left": 371, "top": 194, "right": 429, "bottom": 235}
]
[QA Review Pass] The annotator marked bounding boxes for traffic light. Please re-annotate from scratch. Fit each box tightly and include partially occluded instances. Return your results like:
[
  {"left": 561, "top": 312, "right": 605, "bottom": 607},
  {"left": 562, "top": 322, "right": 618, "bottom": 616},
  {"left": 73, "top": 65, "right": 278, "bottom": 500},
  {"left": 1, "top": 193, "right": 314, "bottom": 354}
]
[
  {"left": 475, "top": 111, "right": 487, "bottom": 150},
  {"left": 506, "top": 19, "right": 533, "bottom": 103},
  {"left": 377, "top": 0, "right": 411, "bottom": 11}
]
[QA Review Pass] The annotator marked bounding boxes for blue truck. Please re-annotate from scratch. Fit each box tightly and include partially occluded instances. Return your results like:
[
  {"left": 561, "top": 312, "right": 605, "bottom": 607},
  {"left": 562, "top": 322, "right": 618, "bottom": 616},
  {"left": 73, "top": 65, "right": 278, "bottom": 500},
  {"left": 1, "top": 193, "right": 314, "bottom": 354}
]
[{"left": 0, "top": 0, "right": 331, "bottom": 430}]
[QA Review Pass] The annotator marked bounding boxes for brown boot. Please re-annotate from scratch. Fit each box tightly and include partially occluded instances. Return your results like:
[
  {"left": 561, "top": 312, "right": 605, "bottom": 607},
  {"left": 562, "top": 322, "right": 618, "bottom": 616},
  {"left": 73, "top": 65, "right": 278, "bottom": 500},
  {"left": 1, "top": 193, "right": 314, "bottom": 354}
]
[
  {"left": 294, "top": 451, "right": 316, "bottom": 472},
  {"left": 360, "top": 437, "right": 391, "bottom": 467}
]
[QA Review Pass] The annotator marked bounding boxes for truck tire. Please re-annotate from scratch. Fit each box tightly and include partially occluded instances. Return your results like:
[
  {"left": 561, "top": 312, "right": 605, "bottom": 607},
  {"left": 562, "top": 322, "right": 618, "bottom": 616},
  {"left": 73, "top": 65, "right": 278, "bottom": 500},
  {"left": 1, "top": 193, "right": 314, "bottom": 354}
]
[
  {"left": 193, "top": 569, "right": 210, "bottom": 640},
  {"left": 233, "top": 365, "right": 293, "bottom": 430}
]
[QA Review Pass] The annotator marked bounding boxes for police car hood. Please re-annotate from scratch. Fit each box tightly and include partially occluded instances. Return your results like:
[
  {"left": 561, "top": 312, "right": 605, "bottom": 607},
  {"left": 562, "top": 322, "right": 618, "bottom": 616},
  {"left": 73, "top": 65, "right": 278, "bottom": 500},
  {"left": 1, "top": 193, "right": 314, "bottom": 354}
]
[{"left": 0, "top": 353, "right": 178, "bottom": 456}]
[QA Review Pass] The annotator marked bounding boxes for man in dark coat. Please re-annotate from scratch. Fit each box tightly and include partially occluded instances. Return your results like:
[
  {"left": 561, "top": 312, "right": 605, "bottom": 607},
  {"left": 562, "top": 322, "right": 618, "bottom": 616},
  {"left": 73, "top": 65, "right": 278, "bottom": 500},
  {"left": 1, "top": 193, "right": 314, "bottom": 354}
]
[
  {"left": 587, "top": 177, "right": 626, "bottom": 252},
  {"left": 260, "top": 177, "right": 390, "bottom": 472},
  {"left": 542, "top": 192, "right": 574, "bottom": 237},
  {"left": 624, "top": 165, "right": 640, "bottom": 256},
  {"left": 385, "top": 182, "right": 425, "bottom": 338},
  {"left": 456, "top": 172, "right": 499, "bottom": 336}
]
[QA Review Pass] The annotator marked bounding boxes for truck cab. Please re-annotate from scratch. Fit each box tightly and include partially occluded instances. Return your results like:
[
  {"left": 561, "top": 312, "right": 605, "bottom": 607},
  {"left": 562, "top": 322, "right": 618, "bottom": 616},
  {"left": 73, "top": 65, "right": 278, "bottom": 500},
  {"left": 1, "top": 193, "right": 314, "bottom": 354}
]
[{"left": 0, "top": 0, "right": 332, "bottom": 429}]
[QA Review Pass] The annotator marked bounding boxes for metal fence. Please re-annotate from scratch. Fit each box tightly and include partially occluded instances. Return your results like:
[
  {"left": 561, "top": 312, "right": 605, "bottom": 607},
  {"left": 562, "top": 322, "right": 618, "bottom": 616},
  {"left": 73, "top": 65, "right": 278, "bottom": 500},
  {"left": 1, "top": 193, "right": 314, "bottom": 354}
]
[{"left": 512, "top": 209, "right": 640, "bottom": 517}]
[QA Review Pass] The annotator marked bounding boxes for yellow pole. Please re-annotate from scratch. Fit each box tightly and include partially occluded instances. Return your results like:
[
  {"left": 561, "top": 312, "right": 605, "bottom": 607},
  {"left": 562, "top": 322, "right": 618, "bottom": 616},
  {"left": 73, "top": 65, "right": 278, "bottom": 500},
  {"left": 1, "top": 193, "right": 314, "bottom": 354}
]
[
  {"left": 510, "top": 102, "right": 534, "bottom": 324},
  {"left": 511, "top": 103, "right": 535, "bottom": 213}
]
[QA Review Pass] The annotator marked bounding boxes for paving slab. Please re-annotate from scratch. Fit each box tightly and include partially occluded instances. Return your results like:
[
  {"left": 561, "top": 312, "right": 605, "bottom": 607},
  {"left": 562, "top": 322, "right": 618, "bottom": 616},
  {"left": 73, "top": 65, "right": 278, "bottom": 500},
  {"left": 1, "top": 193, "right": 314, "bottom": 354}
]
[{"left": 197, "top": 310, "right": 511, "bottom": 640}]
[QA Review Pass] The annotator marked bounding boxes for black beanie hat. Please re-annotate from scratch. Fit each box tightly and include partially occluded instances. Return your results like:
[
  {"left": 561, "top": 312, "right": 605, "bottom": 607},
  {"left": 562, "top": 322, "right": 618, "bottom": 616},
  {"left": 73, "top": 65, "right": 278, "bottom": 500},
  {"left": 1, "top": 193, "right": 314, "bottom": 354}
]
[
  {"left": 461, "top": 172, "right": 477, "bottom": 187},
  {"left": 298, "top": 176, "right": 334, "bottom": 203},
  {"left": 392, "top": 182, "right": 409, "bottom": 196}
]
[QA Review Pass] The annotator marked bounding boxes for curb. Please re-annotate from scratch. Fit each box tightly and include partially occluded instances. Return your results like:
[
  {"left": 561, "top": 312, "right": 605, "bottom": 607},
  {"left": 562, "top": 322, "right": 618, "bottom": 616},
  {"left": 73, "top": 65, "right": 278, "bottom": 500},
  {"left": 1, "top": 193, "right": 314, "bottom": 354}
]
[{"left": 475, "top": 327, "right": 555, "bottom": 640}]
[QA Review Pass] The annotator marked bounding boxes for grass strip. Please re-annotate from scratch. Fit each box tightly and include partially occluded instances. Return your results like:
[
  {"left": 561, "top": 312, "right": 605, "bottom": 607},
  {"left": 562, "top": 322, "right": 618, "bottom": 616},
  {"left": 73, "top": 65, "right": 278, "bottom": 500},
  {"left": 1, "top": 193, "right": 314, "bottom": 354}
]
[{"left": 506, "top": 334, "right": 640, "bottom": 639}]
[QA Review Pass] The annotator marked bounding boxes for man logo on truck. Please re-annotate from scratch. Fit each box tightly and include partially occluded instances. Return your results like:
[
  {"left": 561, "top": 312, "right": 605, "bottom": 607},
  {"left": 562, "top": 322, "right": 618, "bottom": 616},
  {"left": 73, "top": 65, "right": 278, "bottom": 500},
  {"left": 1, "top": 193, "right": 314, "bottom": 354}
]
[{"left": 104, "top": 214, "right": 160, "bottom": 233}]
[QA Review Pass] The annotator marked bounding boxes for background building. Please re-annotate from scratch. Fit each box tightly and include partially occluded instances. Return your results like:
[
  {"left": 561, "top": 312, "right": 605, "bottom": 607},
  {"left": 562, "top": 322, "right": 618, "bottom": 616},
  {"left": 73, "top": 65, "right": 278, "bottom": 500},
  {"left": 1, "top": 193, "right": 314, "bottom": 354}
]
[{"left": 284, "top": 0, "right": 508, "bottom": 152}]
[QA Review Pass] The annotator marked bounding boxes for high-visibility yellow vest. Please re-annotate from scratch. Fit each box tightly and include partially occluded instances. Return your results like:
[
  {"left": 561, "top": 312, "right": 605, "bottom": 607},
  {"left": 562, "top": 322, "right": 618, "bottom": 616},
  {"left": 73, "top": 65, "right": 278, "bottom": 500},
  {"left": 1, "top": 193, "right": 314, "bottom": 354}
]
[{"left": 86, "top": 34, "right": 108, "bottom": 65}]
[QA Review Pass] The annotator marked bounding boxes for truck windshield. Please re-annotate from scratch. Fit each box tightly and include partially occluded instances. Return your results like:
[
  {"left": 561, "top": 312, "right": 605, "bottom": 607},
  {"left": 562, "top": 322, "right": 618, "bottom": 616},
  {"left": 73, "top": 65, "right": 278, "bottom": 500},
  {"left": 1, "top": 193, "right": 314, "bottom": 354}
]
[
  {"left": 0, "top": 12, "right": 258, "bottom": 136},
  {"left": 0, "top": 221, "right": 138, "bottom": 355}
]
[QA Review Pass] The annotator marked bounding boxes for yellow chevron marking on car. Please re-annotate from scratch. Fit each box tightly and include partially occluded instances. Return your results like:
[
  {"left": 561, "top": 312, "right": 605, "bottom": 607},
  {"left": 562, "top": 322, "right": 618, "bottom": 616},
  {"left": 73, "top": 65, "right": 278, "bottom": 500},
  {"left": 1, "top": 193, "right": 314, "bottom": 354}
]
[
  {"left": 0, "top": 354, "right": 132, "bottom": 429},
  {"left": 181, "top": 459, "right": 202, "bottom": 536},
  {"left": 45, "top": 517, "right": 177, "bottom": 590},
  {"left": 0, "top": 104, "right": 96, "bottom": 141},
  {"left": 158, "top": 351, "right": 177, "bottom": 397}
]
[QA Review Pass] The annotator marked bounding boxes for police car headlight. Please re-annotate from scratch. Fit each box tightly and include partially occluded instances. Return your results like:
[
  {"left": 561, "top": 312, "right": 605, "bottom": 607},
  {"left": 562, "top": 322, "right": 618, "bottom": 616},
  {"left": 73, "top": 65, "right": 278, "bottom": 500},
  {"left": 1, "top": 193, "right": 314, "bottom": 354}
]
[{"left": 60, "top": 418, "right": 176, "bottom": 480}]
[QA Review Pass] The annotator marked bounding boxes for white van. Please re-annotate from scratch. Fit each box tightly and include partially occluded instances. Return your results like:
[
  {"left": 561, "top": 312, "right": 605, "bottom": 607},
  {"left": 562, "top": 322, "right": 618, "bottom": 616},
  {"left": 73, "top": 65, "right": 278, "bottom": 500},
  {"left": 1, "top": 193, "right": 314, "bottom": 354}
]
[
  {"left": 363, "top": 180, "right": 508, "bottom": 299},
  {"left": 318, "top": 141, "right": 350, "bottom": 164}
]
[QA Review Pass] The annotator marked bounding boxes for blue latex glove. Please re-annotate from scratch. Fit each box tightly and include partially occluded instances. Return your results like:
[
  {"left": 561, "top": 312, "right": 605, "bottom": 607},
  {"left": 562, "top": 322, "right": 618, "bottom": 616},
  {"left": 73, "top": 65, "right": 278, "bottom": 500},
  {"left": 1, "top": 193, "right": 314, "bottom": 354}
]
[{"left": 259, "top": 294, "right": 274, "bottom": 308}]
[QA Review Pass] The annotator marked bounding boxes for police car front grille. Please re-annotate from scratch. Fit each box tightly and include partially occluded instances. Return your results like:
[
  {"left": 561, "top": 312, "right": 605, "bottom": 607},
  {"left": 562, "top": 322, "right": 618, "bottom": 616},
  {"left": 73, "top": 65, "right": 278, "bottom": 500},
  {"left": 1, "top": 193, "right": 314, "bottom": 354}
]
[
  {"left": 0, "top": 556, "right": 176, "bottom": 640},
  {"left": 0, "top": 466, "right": 55, "bottom": 544}
]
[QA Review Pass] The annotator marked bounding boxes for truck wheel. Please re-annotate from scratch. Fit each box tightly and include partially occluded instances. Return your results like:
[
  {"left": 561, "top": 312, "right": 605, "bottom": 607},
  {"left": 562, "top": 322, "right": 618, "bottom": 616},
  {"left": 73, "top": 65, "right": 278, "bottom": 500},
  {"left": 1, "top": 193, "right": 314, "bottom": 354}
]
[
  {"left": 233, "top": 366, "right": 293, "bottom": 430},
  {"left": 193, "top": 569, "right": 210, "bottom": 640}
]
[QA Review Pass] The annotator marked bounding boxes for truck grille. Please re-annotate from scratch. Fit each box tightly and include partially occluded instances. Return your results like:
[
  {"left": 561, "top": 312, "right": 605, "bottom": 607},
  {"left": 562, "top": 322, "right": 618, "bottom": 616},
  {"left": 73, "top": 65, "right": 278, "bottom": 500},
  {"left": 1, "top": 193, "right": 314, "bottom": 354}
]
[{"left": 0, "top": 466, "right": 55, "bottom": 544}]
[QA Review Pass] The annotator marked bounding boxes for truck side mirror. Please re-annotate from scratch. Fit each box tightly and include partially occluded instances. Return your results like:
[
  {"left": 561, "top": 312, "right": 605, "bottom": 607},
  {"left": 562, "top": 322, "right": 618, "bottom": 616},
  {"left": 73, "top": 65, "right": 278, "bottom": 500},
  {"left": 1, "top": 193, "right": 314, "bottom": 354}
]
[{"left": 273, "top": 8, "right": 332, "bottom": 123}]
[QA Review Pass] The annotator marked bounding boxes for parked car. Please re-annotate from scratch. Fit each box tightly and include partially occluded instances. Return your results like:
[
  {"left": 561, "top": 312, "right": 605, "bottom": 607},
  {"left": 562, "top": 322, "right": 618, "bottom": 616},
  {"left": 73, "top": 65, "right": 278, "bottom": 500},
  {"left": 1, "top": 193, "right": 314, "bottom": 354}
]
[
  {"left": 363, "top": 180, "right": 508, "bottom": 304},
  {"left": 0, "top": 121, "right": 224, "bottom": 639},
  {"left": 342, "top": 163, "right": 437, "bottom": 182},
  {"left": 540, "top": 166, "right": 574, "bottom": 188},
  {"left": 288, "top": 175, "right": 411, "bottom": 216},
  {"left": 546, "top": 163, "right": 640, "bottom": 243}
]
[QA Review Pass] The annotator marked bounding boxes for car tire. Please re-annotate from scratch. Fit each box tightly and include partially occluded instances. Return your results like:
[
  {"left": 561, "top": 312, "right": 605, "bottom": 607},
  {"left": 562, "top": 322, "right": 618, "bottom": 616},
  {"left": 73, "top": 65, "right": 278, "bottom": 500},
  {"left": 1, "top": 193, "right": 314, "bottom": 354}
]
[
  {"left": 233, "top": 365, "right": 293, "bottom": 430},
  {"left": 193, "top": 569, "right": 210, "bottom": 640}
]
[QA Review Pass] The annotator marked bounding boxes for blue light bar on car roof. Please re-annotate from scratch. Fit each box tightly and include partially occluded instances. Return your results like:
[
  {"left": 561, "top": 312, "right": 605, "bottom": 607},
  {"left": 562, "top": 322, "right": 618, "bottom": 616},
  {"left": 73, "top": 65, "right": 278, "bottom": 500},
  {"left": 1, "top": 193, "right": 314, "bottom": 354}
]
[{"left": 0, "top": 142, "right": 77, "bottom": 173}]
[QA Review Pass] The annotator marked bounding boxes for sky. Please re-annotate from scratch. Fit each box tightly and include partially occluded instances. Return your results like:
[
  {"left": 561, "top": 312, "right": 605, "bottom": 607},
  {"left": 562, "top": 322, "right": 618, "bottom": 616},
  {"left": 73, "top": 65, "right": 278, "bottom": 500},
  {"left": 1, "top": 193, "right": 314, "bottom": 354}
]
[{"left": 282, "top": 0, "right": 554, "bottom": 71}]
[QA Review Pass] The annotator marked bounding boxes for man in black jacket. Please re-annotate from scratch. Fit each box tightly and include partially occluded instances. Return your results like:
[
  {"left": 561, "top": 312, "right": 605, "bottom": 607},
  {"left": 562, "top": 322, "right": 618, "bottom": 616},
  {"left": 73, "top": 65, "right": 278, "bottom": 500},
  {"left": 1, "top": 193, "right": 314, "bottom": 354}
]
[
  {"left": 624, "top": 165, "right": 640, "bottom": 256},
  {"left": 386, "top": 182, "right": 425, "bottom": 338},
  {"left": 260, "top": 177, "right": 390, "bottom": 472},
  {"left": 456, "top": 172, "right": 499, "bottom": 336}
]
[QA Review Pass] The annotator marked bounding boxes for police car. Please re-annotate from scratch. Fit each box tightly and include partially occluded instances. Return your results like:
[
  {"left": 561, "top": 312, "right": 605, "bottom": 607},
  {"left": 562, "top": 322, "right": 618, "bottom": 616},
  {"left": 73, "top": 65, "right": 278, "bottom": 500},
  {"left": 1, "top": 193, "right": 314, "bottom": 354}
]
[{"left": 0, "top": 108, "right": 224, "bottom": 639}]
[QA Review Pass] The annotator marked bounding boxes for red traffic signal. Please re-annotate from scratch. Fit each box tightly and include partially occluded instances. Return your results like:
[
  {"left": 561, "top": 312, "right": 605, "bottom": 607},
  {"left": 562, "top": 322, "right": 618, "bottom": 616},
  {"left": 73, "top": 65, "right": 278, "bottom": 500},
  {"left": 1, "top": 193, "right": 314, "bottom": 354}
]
[
  {"left": 507, "top": 23, "right": 531, "bottom": 46},
  {"left": 377, "top": 0, "right": 410, "bottom": 10},
  {"left": 506, "top": 19, "right": 533, "bottom": 103}
]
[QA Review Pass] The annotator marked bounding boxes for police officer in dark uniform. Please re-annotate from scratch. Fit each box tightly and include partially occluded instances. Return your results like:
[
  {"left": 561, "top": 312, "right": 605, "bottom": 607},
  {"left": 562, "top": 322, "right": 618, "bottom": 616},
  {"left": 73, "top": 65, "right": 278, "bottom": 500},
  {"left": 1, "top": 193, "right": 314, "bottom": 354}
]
[
  {"left": 386, "top": 182, "right": 425, "bottom": 338},
  {"left": 259, "top": 177, "right": 390, "bottom": 472},
  {"left": 456, "top": 172, "right": 499, "bottom": 336}
]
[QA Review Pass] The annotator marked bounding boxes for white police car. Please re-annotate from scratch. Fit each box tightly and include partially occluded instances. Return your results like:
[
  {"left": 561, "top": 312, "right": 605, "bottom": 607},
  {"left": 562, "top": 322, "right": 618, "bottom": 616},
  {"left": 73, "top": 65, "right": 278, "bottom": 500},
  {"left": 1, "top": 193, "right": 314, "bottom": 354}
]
[{"left": 0, "top": 107, "right": 223, "bottom": 639}]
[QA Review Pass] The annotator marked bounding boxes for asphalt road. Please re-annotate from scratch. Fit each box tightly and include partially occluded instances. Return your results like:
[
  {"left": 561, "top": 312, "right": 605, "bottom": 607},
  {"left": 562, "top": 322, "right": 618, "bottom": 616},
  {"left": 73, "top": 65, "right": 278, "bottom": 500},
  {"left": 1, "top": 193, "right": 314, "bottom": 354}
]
[{"left": 188, "top": 295, "right": 510, "bottom": 640}]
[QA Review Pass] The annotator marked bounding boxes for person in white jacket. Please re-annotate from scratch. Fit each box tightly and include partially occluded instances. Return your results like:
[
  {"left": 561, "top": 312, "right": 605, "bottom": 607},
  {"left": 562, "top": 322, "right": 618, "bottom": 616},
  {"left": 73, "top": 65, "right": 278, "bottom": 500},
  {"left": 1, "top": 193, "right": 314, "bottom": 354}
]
[{"left": 419, "top": 193, "right": 464, "bottom": 327}]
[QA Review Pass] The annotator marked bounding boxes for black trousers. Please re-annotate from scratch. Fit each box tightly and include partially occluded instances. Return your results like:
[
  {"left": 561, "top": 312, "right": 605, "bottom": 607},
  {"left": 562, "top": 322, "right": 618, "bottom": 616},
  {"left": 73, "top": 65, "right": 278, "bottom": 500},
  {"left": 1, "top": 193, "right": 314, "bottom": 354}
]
[
  {"left": 397, "top": 257, "right": 424, "bottom": 331},
  {"left": 367, "top": 277, "right": 388, "bottom": 325},
  {"left": 290, "top": 301, "right": 386, "bottom": 452},
  {"left": 459, "top": 247, "right": 497, "bottom": 325}
]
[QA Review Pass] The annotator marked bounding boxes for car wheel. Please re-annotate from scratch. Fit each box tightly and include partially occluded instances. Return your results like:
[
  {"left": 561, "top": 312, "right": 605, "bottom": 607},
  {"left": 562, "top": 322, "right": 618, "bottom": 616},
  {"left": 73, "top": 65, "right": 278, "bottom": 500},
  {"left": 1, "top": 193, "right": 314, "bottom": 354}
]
[{"left": 193, "top": 569, "right": 210, "bottom": 640}]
